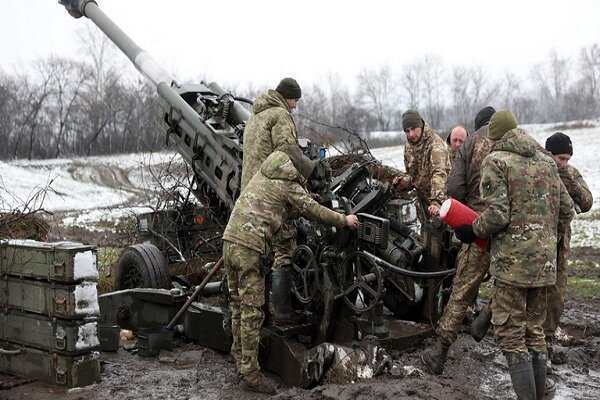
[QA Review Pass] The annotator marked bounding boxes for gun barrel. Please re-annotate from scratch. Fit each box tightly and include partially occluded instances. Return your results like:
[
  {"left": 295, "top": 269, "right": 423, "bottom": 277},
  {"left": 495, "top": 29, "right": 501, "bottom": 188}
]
[{"left": 61, "top": 0, "right": 245, "bottom": 215}]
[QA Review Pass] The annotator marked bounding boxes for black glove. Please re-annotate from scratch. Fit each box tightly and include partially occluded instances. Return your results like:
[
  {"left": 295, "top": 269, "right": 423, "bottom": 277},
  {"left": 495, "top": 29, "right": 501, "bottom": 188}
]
[{"left": 455, "top": 224, "right": 477, "bottom": 244}]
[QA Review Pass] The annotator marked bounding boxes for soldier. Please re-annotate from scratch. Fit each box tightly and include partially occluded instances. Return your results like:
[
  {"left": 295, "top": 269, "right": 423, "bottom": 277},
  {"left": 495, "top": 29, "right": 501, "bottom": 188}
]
[
  {"left": 453, "top": 110, "right": 574, "bottom": 400},
  {"left": 392, "top": 110, "right": 450, "bottom": 219},
  {"left": 543, "top": 132, "right": 593, "bottom": 351},
  {"left": 241, "top": 77, "right": 303, "bottom": 322},
  {"left": 421, "top": 106, "right": 495, "bottom": 375},
  {"left": 223, "top": 145, "right": 359, "bottom": 394},
  {"left": 446, "top": 125, "right": 469, "bottom": 168}
]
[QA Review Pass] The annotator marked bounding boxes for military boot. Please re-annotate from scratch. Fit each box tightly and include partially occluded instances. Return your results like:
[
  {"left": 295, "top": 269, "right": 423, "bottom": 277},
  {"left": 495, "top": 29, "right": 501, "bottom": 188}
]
[
  {"left": 470, "top": 304, "right": 492, "bottom": 342},
  {"left": 241, "top": 370, "right": 277, "bottom": 395},
  {"left": 506, "top": 352, "right": 536, "bottom": 400},
  {"left": 530, "top": 350, "right": 555, "bottom": 400},
  {"left": 270, "top": 269, "right": 303, "bottom": 323},
  {"left": 421, "top": 339, "right": 450, "bottom": 375}
]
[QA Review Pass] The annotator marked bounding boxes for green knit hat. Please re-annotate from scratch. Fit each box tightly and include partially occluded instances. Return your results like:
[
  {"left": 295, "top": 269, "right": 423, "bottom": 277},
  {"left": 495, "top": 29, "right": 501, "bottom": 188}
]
[
  {"left": 402, "top": 109, "right": 424, "bottom": 131},
  {"left": 285, "top": 145, "right": 315, "bottom": 179},
  {"left": 487, "top": 110, "right": 518, "bottom": 140},
  {"left": 276, "top": 77, "right": 302, "bottom": 99}
]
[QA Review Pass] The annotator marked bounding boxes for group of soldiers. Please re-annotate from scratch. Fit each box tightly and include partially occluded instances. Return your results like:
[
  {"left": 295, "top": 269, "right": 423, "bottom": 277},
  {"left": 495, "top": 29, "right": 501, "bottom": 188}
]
[
  {"left": 397, "top": 107, "right": 593, "bottom": 400},
  {"left": 222, "top": 77, "right": 594, "bottom": 398}
]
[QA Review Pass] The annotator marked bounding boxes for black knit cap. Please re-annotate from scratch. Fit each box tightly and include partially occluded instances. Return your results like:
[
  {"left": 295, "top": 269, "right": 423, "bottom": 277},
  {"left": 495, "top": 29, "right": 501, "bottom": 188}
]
[
  {"left": 545, "top": 132, "right": 573, "bottom": 156},
  {"left": 474, "top": 106, "right": 496, "bottom": 131},
  {"left": 276, "top": 77, "right": 302, "bottom": 99}
]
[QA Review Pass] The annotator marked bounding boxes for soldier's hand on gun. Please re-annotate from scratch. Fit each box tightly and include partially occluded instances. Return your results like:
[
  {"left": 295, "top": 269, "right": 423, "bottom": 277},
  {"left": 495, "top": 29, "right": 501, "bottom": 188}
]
[
  {"left": 392, "top": 176, "right": 410, "bottom": 191},
  {"left": 428, "top": 204, "right": 440, "bottom": 217},
  {"left": 345, "top": 214, "right": 359, "bottom": 229}
]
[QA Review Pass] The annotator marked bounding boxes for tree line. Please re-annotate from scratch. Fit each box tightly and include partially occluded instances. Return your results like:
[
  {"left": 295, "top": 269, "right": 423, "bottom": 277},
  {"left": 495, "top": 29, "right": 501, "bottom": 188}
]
[{"left": 1, "top": 30, "right": 598, "bottom": 160}]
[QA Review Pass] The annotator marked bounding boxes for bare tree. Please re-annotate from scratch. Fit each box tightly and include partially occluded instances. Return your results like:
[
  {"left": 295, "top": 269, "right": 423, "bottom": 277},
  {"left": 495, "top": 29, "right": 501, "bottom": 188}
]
[
  {"left": 418, "top": 54, "right": 445, "bottom": 128},
  {"left": 356, "top": 65, "right": 399, "bottom": 131},
  {"left": 577, "top": 43, "right": 600, "bottom": 117}
]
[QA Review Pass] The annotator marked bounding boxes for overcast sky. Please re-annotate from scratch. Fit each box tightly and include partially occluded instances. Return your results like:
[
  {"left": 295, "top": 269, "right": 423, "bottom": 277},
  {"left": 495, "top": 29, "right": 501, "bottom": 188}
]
[{"left": 2, "top": 0, "right": 599, "bottom": 89}]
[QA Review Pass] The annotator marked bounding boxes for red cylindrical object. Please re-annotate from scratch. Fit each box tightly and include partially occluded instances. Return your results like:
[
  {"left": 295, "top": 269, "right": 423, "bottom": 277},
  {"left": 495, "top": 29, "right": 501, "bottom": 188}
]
[{"left": 440, "top": 198, "right": 487, "bottom": 250}]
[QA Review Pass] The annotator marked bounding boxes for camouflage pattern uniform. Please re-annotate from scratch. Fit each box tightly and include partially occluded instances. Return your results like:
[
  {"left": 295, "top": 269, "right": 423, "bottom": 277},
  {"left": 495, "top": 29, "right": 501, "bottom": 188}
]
[
  {"left": 543, "top": 164, "right": 593, "bottom": 337},
  {"left": 403, "top": 122, "right": 450, "bottom": 217},
  {"left": 223, "top": 151, "right": 346, "bottom": 381},
  {"left": 436, "top": 124, "right": 493, "bottom": 345},
  {"left": 472, "top": 128, "right": 574, "bottom": 354},
  {"left": 241, "top": 89, "right": 299, "bottom": 269}
]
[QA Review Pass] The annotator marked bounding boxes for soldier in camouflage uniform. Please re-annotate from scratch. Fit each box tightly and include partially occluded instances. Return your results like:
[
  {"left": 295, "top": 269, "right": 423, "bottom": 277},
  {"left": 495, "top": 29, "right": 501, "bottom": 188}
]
[
  {"left": 393, "top": 110, "right": 450, "bottom": 220},
  {"left": 446, "top": 125, "right": 469, "bottom": 169},
  {"left": 543, "top": 132, "right": 593, "bottom": 345},
  {"left": 454, "top": 110, "right": 574, "bottom": 400},
  {"left": 421, "top": 106, "right": 495, "bottom": 375},
  {"left": 241, "top": 77, "right": 303, "bottom": 321},
  {"left": 223, "top": 146, "right": 359, "bottom": 394}
]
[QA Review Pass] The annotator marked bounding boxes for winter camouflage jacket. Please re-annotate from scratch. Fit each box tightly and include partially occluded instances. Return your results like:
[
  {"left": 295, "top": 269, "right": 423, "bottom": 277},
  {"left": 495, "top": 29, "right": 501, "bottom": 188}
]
[
  {"left": 240, "top": 90, "right": 298, "bottom": 191},
  {"left": 559, "top": 164, "right": 593, "bottom": 214},
  {"left": 223, "top": 151, "right": 346, "bottom": 254},
  {"left": 472, "top": 128, "right": 574, "bottom": 288},
  {"left": 447, "top": 124, "right": 493, "bottom": 213},
  {"left": 403, "top": 122, "right": 450, "bottom": 208}
]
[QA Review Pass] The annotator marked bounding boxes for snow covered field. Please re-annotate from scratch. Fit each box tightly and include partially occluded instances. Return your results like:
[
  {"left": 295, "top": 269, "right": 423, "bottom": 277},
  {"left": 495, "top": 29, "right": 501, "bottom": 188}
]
[{"left": 1, "top": 121, "right": 598, "bottom": 245}]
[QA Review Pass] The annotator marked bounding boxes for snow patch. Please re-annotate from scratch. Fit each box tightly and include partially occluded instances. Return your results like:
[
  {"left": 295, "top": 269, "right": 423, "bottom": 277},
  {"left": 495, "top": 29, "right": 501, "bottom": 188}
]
[
  {"left": 73, "top": 250, "right": 99, "bottom": 281},
  {"left": 74, "top": 282, "right": 100, "bottom": 316},
  {"left": 76, "top": 321, "right": 100, "bottom": 350}
]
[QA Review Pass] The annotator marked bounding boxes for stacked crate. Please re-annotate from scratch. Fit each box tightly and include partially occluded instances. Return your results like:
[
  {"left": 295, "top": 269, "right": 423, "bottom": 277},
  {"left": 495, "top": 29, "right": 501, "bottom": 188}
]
[{"left": 0, "top": 239, "right": 101, "bottom": 388}]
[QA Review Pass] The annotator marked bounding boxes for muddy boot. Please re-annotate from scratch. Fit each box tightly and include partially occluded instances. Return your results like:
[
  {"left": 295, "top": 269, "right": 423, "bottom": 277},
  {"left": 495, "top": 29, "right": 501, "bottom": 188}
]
[
  {"left": 421, "top": 339, "right": 449, "bottom": 375},
  {"left": 530, "top": 350, "right": 554, "bottom": 400},
  {"left": 241, "top": 370, "right": 277, "bottom": 395},
  {"left": 506, "top": 352, "right": 536, "bottom": 400},
  {"left": 470, "top": 304, "right": 492, "bottom": 342},
  {"left": 271, "top": 269, "right": 303, "bottom": 323}
]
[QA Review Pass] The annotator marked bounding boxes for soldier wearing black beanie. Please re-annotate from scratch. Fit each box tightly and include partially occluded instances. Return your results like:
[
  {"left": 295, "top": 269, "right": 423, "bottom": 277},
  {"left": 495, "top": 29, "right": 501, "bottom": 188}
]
[{"left": 545, "top": 132, "right": 573, "bottom": 156}]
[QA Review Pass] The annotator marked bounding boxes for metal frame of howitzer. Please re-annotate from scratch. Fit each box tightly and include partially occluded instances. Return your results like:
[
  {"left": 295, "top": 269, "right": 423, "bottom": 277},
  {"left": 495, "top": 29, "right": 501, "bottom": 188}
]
[{"left": 60, "top": 0, "right": 459, "bottom": 388}]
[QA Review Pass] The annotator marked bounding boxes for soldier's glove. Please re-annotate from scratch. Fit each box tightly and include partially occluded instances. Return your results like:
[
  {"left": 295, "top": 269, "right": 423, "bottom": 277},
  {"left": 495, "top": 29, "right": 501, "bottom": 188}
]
[{"left": 455, "top": 224, "right": 477, "bottom": 244}]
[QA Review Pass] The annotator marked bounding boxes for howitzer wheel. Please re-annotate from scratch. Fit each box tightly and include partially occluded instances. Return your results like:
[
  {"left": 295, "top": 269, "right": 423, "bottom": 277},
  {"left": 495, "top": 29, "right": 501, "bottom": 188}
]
[
  {"left": 114, "top": 243, "right": 171, "bottom": 290},
  {"left": 291, "top": 245, "right": 319, "bottom": 304},
  {"left": 340, "top": 251, "right": 383, "bottom": 313}
]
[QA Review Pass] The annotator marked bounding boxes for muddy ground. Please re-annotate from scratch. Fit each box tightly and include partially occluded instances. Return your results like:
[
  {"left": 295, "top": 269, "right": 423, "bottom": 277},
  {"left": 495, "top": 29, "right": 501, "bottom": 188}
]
[{"left": 2, "top": 255, "right": 600, "bottom": 400}]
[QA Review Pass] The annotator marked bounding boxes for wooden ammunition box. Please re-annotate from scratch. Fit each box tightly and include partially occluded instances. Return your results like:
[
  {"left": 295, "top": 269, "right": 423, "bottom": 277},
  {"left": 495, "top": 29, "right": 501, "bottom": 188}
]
[
  {"left": 0, "top": 276, "right": 99, "bottom": 319},
  {"left": 0, "top": 310, "right": 99, "bottom": 355},
  {"left": 0, "top": 239, "right": 98, "bottom": 283},
  {"left": 0, "top": 345, "right": 101, "bottom": 388}
]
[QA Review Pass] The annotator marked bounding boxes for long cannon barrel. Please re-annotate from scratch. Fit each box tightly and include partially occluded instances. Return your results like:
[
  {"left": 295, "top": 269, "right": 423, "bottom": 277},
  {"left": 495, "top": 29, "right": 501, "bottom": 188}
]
[{"left": 60, "top": 0, "right": 249, "bottom": 218}]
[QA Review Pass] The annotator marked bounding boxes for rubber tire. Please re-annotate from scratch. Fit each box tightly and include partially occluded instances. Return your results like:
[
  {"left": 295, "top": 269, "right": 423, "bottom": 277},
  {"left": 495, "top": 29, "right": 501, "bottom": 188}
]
[{"left": 114, "top": 243, "right": 171, "bottom": 290}]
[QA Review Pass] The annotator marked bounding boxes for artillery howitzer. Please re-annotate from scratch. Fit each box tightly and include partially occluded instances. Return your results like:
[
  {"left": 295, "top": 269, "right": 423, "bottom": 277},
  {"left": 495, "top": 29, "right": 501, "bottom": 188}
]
[{"left": 59, "top": 0, "right": 459, "bottom": 387}]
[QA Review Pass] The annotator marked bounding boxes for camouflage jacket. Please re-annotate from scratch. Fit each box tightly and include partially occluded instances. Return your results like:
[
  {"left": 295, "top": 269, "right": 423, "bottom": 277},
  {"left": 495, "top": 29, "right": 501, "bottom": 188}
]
[
  {"left": 403, "top": 122, "right": 450, "bottom": 208},
  {"left": 240, "top": 90, "right": 298, "bottom": 191},
  {"left": 559, "top": 164, "right": 593, "bottom": 214},
  {"left": 473, "top": 128, "right": 574, "bottom": 288},
  {"left": 447, "top": 124, "right": 493, "bottom": 213},
  {"left": 223, "top": 151, "right": 346, "bottom": 253}
]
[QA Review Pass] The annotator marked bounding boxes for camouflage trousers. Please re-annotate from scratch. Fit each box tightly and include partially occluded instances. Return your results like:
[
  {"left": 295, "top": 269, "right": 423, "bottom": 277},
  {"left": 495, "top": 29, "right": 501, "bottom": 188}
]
[
  {"left": 543, "top": 231, "right": 571, "bottom": 337},
  {"left": 272, "top": 220, "right": 296, "bottom": 270},
  {"left": 223, "top": 240, "right": 265, "bottom": 379},
  {"left": 437, "top": 243, "right": 490, "bottom": 345},
  {"left": 491, "top": 280, "right": 547, "bottom": 354}
]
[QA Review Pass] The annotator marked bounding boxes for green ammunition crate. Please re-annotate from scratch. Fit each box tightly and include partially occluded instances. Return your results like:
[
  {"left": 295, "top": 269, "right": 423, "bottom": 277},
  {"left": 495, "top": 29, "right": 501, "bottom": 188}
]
[
  {"left": 0, "top": 345, "right": 101, "bottom": 388},
  {"left": 0, "top": 239, "right": 98, "bottom": 283},
  {"left": 0, "top": 276, "right": 99, "bottom": 319},
  {"left": 0, "top": 311, "right": 99, "bottom": 355},
  {"left": 98, "top": 324, "right": 120, "bottom": 352}
]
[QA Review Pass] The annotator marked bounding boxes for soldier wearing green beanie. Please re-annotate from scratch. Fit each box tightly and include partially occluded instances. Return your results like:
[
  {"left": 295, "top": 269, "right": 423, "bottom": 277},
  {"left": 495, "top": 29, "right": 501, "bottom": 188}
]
[
  {"left": 452, "top": 108, "right": 574, "bottom": 399},
  {"left": 393, "top": 109, "right": 449, "bottom": 220},
  {"left": 487, "top": 109, "right": 518, "bottom": 140},
  {"left": 240, "top": 77, "right": 305, "bottom": 332}
]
